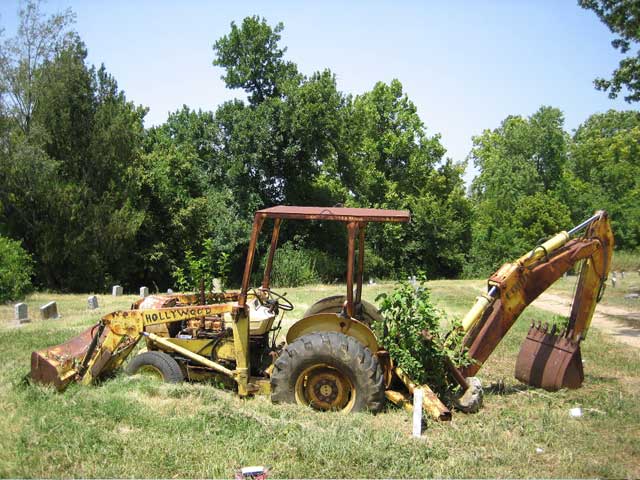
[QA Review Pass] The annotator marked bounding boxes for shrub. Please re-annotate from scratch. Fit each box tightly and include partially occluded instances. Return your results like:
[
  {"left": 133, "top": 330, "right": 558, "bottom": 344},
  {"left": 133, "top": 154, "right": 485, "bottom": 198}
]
[
  {"left": 172, "top": 238, "right": 232, "bottom": 292},
  {"left": 373, "top": 280, "right": 470, "bottom": 395},
  {"left": 260, "top": 242, "right": 320, "bottom": 288},
  {"left": 0, "top": 236, "right": 34, "bottom": 303}
]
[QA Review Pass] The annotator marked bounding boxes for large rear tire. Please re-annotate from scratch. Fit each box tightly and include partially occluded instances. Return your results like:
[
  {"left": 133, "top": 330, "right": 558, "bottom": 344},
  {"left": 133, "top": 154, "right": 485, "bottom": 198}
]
[
  {"left": 125, "top": 351, "right": 184, "bottom": 383},
  {"left": 271, "top": 332, "right": 384, "bottom": 413}
]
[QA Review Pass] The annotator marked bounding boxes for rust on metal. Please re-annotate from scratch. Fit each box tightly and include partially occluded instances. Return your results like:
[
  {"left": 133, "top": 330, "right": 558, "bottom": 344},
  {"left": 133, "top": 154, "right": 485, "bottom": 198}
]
[
  {"left": 30, "top": 323, "right": 107, "bottom": 391},
  {"left": 461, "top": 211, "right": 613, "bottom": 392},
  {"left": 346, "top": 222, "right": 357, "bottom": 318},
  {"left": 462, "top": 236, "right": 606, "bottom": 378},
  {"left": 256, "top": 205, "right": 410, "bottom": 223},
  {"left": 515, "top": 323, "right": 583, "bottom": 391},
  {"left": 262, "top": 218, "right": 282, "bottom": 290},
  {"left": 355, "top": 224, "right": 366, "bottom": 306},
  {"left": 238, "top": 213, "right": 265, "bottom": 309}
]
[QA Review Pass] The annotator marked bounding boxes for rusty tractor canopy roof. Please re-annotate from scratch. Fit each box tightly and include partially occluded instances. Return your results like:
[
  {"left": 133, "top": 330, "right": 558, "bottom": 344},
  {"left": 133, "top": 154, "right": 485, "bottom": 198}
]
[{"left": 257, "top": 205, "right": 410, "bottom": 223}]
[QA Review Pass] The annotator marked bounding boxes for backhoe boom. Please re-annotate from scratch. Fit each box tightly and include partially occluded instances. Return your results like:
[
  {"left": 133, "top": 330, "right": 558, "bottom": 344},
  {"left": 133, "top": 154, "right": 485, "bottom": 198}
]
[{"left": 456, "top": 211, "right": 614, "bottom": 390}]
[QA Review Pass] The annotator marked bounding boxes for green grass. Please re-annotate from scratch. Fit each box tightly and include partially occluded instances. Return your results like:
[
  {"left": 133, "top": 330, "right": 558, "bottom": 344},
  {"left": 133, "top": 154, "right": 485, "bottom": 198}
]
[{"left": 0, "top": 282, "right": 639, "bottom": 478}]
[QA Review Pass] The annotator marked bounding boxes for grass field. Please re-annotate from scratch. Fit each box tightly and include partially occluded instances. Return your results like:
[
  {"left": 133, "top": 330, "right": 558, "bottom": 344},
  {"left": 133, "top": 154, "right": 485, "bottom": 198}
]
[{"left": 0, "top": 281, "right": 639, "bottom": 478}]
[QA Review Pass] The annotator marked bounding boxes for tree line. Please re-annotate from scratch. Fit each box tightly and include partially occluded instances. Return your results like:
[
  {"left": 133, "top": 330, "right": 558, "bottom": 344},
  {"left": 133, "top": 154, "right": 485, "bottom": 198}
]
[{"left": 0, "top": 4, "right": 638, "bottom": 299}]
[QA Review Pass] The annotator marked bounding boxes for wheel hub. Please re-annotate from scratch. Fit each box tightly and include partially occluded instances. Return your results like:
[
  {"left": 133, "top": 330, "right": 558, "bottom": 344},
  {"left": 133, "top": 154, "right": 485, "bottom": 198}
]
[{"left": 295, "top": 365, "right": 355, "bottom": 411}]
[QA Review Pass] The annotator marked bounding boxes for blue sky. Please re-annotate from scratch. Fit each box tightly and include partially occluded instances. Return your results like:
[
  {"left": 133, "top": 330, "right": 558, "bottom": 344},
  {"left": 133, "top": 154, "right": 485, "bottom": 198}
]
[{"left": 0, "top": 1, "right": 631, "bottom": 183}]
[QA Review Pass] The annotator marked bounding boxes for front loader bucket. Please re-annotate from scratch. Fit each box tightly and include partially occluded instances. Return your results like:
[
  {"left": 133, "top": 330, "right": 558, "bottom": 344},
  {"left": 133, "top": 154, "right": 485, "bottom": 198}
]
[
  {"left": 515, "top": 323, "right": 583, "bottom": 391},
  {"left": 30, "top": 324, "right": 104, "bottom": 391}
]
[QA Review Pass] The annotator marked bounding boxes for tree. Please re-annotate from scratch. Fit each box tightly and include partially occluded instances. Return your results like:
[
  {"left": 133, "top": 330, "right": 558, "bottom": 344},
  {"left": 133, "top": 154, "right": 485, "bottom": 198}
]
[
  {"left": 347, "top": 80, "right": 471, "bottom": 278},
  {"left": 580, "top": 0, "right": 640, "bottom": 102},
  {"left": 0, "top": 0, "right": 76, "bottom": 133},
  {"left": 467, "top": 107, "right": 571, "bottom": 275},
  {"left": 212, "top": 16, "right": 299, "bottom": 105},
  {"left": 0, "top": 2, "right": 148, "bottom": 291},
  {"left": 567, "top": 109, "right": 640, "bottom": 248}
]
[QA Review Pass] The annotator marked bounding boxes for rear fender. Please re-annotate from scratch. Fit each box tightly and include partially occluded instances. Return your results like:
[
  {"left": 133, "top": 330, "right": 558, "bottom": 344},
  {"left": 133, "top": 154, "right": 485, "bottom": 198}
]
[{"left": 285, "top": 313, "right": 379, "bottom": 354}]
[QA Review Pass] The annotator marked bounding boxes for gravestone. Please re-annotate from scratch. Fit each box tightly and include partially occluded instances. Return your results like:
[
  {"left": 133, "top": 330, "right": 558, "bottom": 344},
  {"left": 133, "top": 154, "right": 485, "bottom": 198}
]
[
  {"left": 212, "top": 278, "right": 222, "bottom": 292},
  {"left": 140, "top": 286, "right": 149, "bottom": 298},
  {"left": 14, "top": 303, "right": 29, "bottom": 323},
  {"left": 40, "top": 301, "right": 59, "bottom": 320},
  {"left": 87, "top": 295, "right": 99, "bottom": 310},
  {"left": 167, "top": 288, "right": 174, "bottom": 294},
  {"left": 112, "top": 285, "right": 123, "bottom": 296}
]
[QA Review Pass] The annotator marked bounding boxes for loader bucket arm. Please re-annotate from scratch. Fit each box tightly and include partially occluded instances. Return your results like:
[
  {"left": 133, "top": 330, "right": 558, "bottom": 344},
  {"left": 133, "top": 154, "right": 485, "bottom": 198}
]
[
  {"left": 30, "top": 302, "right": 235, "bottom": 391},
  {"left": 458, "top": 211, "right": 613, "bottom": 390}
]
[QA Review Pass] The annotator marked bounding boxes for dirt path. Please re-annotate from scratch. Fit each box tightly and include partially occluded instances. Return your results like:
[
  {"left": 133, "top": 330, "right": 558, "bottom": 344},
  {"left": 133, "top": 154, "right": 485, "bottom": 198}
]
[{"left": 533, "top": 292, "right": 640, "bottom": 348}]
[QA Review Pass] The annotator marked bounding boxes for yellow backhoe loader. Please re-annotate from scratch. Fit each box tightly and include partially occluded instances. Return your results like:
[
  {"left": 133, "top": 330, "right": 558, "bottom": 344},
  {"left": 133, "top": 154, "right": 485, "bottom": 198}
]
[{"left": 30, "top": 206, "right": 614, "bottom": 419}]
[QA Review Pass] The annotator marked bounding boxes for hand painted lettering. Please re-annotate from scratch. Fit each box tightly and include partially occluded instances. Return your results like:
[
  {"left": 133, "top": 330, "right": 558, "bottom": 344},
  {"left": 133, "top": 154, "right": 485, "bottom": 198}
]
[{"left": 143, "top": 307, "right": 213, "bottom": 325}]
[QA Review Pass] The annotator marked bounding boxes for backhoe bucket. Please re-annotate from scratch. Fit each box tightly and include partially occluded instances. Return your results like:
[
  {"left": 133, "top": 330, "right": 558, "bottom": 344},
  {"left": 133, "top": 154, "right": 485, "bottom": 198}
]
[
  {"left": 515, "top": 323, "right": 583, "bottom": 391},
  {"left": 30, "top": 324, "right": 104, "bottom": 391}
]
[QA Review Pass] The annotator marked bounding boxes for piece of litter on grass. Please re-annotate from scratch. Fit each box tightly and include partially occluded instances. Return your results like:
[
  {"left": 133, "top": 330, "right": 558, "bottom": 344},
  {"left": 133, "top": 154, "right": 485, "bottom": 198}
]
[
  {"left": 535, "top": 447, "right": 544, "bottom": 454},
  {"left": 569, "top": 407, "right": 582, "bottom": 417},
  {"left": 237, "top": 466, "right": 269, "bottom": 480}
]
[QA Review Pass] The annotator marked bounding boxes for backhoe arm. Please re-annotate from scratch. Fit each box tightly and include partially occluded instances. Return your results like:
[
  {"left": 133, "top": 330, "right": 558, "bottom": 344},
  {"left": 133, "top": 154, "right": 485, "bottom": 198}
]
[{"left": 457, "top": 211, "right": 614, "bottom": 390}]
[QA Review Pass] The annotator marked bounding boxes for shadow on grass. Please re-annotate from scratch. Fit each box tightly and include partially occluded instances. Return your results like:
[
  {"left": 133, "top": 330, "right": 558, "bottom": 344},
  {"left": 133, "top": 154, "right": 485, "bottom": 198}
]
[{"left": 484, "top": 380, "right": 533, "bottom": 396}]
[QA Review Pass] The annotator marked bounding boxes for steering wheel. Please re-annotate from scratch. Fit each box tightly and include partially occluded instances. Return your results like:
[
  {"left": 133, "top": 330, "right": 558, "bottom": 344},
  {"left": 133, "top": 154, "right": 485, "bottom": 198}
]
[{"left": 253, "top": 288, "right": 294, "bottom": 311}]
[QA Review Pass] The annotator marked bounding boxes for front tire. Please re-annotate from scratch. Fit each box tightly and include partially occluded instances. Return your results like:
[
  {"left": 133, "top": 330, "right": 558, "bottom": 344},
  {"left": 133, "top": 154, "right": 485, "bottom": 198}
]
[
  {"left": 271, "top": 332, "right": 384, "bottom": 413},
  {"left": 125, "top": 351, "right": 184, "bottom": 383}
]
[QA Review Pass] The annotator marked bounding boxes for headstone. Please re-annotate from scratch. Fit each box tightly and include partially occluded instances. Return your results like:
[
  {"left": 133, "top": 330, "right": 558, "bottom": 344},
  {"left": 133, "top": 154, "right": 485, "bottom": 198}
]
[
  {"left": 40, "top": 301, "right": 59, "bottom": 320},
  {"left": 368, "top": 277, "right": 376, "bottom": 285},
  {"left": 624, "top": 293, "right": 639, "bottom": 299},
  {"left": 412, "top": 388, "right": 423, "bottom": 438},
  {"left": 139, "top": 286, "right": 149, "bottom": 298},
  {"left": 112, "top": 285, "right": 123, "bottom": 296},
  {"left": 409, "top": 275, "right": 417, "bottom": 287},
  {"left": 167, "top": 288, "right": 174, "bottom": 294},
  {"left": 87, "top": 295, "right": 99, "bottom": 310},
  {"left": 14, "top": 303, "right": 29, "bottom": 323},
  {"left": 621, "top": 270, "right": 625, "bottom": 279},
  {"left": 212, "top": 278, "right": 222, "bottom": 292},
  {"left": 612, "top": 277, "right": 617, "bottom": 288}
]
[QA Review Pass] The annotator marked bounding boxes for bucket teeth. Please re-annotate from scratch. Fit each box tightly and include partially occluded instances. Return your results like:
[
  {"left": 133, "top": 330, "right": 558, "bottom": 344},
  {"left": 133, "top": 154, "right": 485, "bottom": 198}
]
[{"left": 550, "top": 324, "right": 557, "bottom": 336}]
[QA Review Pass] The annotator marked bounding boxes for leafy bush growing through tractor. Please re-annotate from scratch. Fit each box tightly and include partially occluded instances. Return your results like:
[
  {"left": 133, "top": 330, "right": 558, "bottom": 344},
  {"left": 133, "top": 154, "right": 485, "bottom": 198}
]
[
  {"left": 374, "top": 280, "right": 470, "bottom": 396},
  {"left": 172, "top": 238, "right": 231, "bottom": 292},
  {"left": 0, "top": 236, "right": 34, "bottom": 303}
]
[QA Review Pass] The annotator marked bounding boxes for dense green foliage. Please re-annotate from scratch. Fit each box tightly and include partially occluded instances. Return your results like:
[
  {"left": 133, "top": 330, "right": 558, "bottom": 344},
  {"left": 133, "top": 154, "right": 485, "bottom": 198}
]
[
  {"left": 580, "top": 0, "right": 640, "bottom": 102},
  {"left": 0, "top": 3, "right": 637, "bottom": 293},
  {"left": 0, "top": 235, "right": 33, "bottom": 302},
  {"left": 466, "top": 106, "right": 639, "bottom": 276},
  {"left": 258, "top": 242, "right": 320, "bottom": 288},
  {"left": 374, "top": 281, "right": 469, "bottom": 394}
]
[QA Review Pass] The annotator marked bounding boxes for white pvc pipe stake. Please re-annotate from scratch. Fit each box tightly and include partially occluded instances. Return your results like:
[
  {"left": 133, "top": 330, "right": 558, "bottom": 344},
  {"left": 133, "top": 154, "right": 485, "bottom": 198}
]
[{"left": 412, "top": 388, "right": 423, "bottom": 437}]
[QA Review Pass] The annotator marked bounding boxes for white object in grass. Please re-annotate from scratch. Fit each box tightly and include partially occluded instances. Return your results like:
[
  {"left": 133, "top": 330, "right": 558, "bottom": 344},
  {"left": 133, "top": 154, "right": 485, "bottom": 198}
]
[{"left": 412, "top": 388, "right": 423, "bottom": 437}]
